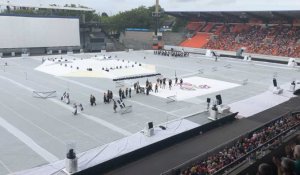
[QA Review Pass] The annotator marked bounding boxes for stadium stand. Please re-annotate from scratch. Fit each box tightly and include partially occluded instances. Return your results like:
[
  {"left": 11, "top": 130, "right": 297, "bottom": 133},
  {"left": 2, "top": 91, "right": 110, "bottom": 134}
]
[
  {"left": 236, "top": 132, "right": 300, "bottom": 175},
  {"left": 162, "top": 112, "right": 300, "bottom": 175},
  {"left": 169, "top": 10, "right": 300, "bottom": 58},
  {"left": 179, "top": 22, "right": 300, "bottom": 58},
  {"left": 204, "top": 24, "right": 300, "bottom": 58}
]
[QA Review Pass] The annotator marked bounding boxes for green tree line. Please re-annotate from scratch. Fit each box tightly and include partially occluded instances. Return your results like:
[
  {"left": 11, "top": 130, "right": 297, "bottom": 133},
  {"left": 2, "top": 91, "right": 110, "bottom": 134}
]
[{"left": 1, "top": 4, "right": 187, "bottom": 33}]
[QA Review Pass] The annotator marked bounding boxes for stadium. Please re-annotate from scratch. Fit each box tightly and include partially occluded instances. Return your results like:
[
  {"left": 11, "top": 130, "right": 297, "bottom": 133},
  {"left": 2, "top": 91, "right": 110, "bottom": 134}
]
[{"left": 0, "top": 0, "right": 299, "bottom": 175}]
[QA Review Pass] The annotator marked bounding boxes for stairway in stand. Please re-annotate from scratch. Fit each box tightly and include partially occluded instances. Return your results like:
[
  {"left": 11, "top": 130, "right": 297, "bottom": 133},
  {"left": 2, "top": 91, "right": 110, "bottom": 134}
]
[{"left": 180, "top": 33, "right": 211, "bottom": 48}]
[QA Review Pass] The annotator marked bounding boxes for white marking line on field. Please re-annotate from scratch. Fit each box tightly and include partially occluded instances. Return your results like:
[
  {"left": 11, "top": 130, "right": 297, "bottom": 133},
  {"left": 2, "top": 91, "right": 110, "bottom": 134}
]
[
  {"left": 82, "top": 113, "right": 132, "bottom": 136},
  {"left": 126, "top": 99, "right": 179, "bottom": 117},
  {"left": 24, "top": 100, "right": 104, "bottom": 143},
  {"left": 0, "top": 159, "right": 12, "bottom": 173},
  {"left": 0, "top": 100, "right": 66, "bottom": 145},
  {"left": 155, "top": 64, "right": 193, "bottom": 73},
  {"left": 49, "top": 99, "right": 132, "bottom": 136},
  {"left": 56, "top": 76, "right": 106, "bottom": 93},
  {"left": 0, "top": 75, "right": 132, "bottom": 137},
  {"left": 0, "top": 79, "right": 105, "bottom": 143},
  {"left": 0, "top": 75, "right": 34, "bottom": 91},
  {"left": 0, "top": 116, "right": 59, "bottom": 163},
  {"left": 168, "top": 107, "right": 189, "bottom": 114}
]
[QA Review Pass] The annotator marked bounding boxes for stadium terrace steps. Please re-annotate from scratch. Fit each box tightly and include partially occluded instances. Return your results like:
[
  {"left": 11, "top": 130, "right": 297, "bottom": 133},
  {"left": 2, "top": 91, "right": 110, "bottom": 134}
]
[
  {"left": 162, "top": 32, "right": 186, "bottom": 46},
  {"left": 202, "top": 23, "right": 214, "bottom": 32},
  {"left": 186, "top": 22, "right": 202, "bottom": 31},
  {"left": 232, "top": 24, "right": 250, "bottom": 33},
  {"left": 214, "top": 24, "right": 225, "bottom": 35},
  {"left": 180, "top": 32, "right": 211, "bottom": 48}
]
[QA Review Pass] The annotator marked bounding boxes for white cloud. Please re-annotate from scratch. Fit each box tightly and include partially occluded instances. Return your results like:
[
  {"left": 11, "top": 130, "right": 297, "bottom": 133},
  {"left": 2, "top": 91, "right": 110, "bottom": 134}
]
[
  {"left": 1, "top": 0, "right": 300, "bottom": 14},
  {"left": 163, "top": 0, "right": 300, "bottom": 12}
]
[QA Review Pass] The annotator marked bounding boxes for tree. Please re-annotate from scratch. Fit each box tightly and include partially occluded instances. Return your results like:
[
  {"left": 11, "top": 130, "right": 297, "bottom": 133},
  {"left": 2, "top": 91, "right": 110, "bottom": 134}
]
[
  {"left": 101, "top": 12, "right": 108, "bottom": 17},
  {"left": 172, "top": 17, "right": 188, "bottom": 32},
  {"left": 100, "top": 5, "right": 171, "bottom": 33}
]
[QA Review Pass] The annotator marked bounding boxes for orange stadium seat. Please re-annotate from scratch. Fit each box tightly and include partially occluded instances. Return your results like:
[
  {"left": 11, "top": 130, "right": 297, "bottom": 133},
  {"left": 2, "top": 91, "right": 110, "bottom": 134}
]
[{"left": 180, "top": 33, "right": 211, "bottom": 48}]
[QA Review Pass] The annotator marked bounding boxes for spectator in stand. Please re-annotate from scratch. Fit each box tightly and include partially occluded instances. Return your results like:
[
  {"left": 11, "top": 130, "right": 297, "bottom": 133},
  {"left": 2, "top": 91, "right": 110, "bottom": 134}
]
[
  {"left": 294, "top": 145, "right": 300, "bottom": 174},
  {"left": 280, "top": 157, "right": 296, "bottom": 175},
  {"left": 256, "top": 163, "right": 273, "bottom": 175}
]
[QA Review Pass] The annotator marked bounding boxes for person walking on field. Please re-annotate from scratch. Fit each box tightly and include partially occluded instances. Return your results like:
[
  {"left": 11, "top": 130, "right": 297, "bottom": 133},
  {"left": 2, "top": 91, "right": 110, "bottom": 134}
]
[
  {"left": 169, "top": 79, "right": 172, "bottom": 90},
  {"left": 129, "top": 88, "right": 131, "bottom": 98},
  {"left": 155, "top": 83, "right": 158, "bottom": 93},
  {"left": 73, "top": 103, "right": 78, "bottom": 115},
  {"left": 125, "top": 88, "right": 128, "bottom": 98},
  {"left": 113, "top": 100, "right": 117, "bottom": 113}
]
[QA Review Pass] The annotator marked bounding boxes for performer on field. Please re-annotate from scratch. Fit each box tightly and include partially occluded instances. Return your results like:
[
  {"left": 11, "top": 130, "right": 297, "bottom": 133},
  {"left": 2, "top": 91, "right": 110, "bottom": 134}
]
[
  {"left": 169, "top": 79, "right": 172, "bottom": 90},
  {"left": 129, "top": 88, "right": 132, "bottom": 98},
  {"left": 73, "top": 103, "right": 78, "bottom": 115},
  {"left": 79, "top": 104, "right": 84, "bottom": 111},
  {"left": 113, "top": 100, "right": 117, "bottom": 113}
]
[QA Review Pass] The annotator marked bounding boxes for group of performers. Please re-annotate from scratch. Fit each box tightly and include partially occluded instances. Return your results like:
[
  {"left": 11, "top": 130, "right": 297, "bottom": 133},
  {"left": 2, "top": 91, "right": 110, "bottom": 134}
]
[
  {"left": 61, "top": 92, "right": 70, "bottom": 104},
  {"left": 154, "top": 49, "right": 189, "bottom": 57},
  {"left": 72, "top": 103, "right": 84, "bottom": 115},
  {"left": 133, "top": 81, "right": 154, "bottom": 95},
  {"left": 118, "top": 88, "right": 132, "bottom": 99},
  {"left": 103, "top": 90, "right": 114, "bottom": 104},
  {"left": 62, "top": 75, "right": 186, "bottom": 116},
  {"left": 132, "top": 76, "right": 184, "bottom": 96},
  {"left": 156, "top": 77, "right": 183, "bottom": 90}
]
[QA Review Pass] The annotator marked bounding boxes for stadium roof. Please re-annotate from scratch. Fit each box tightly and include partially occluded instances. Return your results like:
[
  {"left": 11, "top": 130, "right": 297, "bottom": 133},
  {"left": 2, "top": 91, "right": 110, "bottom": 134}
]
[
  {"left": 164, "top": 0, "right": 300, "bottom": 12},
  {"left": 166, "top": 11, "right": 300, "bottom": 22},
  {"left": 0, "top": 1, "right": 94, "bottom": 11}
]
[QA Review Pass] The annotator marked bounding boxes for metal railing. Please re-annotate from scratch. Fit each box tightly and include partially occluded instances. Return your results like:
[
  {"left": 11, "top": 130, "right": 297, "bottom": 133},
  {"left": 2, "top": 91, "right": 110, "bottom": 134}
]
[
  {"left": 215, "top": 121, "right": 299, "bottom": 175},
  {"left": 161, "top": 111, "right": 299, "bottom": 175}
]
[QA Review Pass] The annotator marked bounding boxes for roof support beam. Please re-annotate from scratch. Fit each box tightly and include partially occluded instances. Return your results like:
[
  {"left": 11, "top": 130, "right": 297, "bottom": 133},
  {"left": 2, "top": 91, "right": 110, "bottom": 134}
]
[
  {"left": 221, "top": 12, "right": 246, "bottom": 23},
  {"left": 271, "top": 12, "right": 294, "bottom": 23},
  {"left": 245, "top": 12, "right": 269, "bottom": 23},
  {"left": 201, "top": 12, "right": 224, "bottom": 20}
]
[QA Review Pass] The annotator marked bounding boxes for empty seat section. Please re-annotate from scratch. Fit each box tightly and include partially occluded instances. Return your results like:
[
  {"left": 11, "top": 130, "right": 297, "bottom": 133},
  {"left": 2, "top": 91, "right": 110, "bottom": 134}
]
[{"left": 180, "top": 33, "right": 211, "bottom": 48}]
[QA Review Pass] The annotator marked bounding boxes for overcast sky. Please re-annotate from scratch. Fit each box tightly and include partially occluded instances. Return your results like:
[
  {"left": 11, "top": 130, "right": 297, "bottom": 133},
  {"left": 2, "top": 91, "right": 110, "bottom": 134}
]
[{"left": 1, "top": 0, "right": 300, "bottom": 15}]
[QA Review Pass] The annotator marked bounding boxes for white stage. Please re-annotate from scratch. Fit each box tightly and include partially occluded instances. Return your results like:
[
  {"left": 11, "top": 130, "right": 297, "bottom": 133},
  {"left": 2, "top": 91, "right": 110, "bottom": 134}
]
[
  {"left": 229, "top": 82, "right": 297, "bottom": 118},
  {"left": 150, "top": 76, "right": 240, "bottom": 101},
  {"left": 35, "top": 55, "right": 156, "bottom": 79}
]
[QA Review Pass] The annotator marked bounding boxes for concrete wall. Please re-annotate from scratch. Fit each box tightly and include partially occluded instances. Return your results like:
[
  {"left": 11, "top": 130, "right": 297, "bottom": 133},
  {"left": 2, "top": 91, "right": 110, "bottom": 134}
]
[
  {"left": 162, "top": 32, "right": 185, "bottom": 46},
  {"left": 120, "top": 31, "right": 153, "bottom": 50},
  {"left": 164, "top": 45, "right": 300, "bottom": 64}
]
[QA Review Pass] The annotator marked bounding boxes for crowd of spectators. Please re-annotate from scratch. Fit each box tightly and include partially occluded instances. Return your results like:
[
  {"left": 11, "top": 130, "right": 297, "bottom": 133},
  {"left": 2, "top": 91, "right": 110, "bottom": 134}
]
[
  {"left": 203, "top": 24, "right": 300, "bottom": 58},
  {"left": 257, "top": 136, "right": 300, "bottom": 175},
  {"left": 178, "top": 114, "right": 300, "bottom": 175}
]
